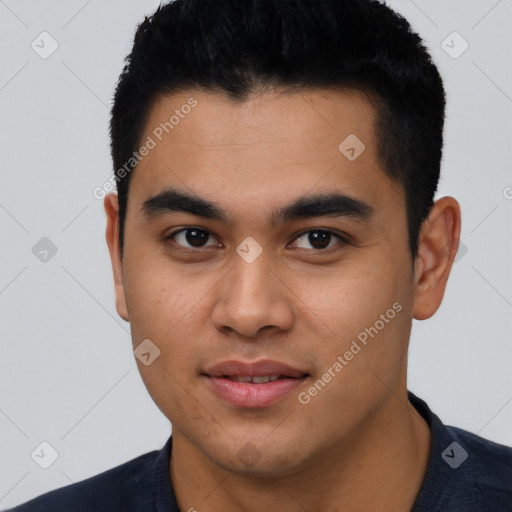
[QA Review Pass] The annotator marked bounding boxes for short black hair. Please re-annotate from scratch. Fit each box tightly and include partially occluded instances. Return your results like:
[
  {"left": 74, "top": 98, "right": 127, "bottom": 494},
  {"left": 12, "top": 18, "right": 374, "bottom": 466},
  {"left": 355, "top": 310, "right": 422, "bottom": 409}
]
[{"left": 110, "top": 0, "right": 445, "bottom": 263}]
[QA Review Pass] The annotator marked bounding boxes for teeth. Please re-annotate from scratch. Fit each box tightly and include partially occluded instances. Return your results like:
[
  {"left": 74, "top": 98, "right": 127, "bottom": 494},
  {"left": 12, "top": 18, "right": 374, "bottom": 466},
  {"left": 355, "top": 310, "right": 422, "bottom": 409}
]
[
  {"left": 251, "top": 375, "right": 270, "bottom": 384},
  {"left": 227, "top": 374, "right": 283, "bottom": 383}
]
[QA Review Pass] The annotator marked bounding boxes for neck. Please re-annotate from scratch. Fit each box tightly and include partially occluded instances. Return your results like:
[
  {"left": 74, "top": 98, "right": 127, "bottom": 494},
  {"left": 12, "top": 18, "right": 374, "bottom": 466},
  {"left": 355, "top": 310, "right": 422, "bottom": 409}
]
[{"left": 169, "top": 391, "right": 431, "bottom": 512}]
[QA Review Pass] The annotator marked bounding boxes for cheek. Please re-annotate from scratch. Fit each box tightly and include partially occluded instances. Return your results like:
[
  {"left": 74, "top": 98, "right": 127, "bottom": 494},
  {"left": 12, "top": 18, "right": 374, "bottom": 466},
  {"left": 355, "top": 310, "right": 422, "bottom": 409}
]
[
  {"left": 123, "top": 255, "right": 222, "bottom": 375},
  {"left": 292, "top": 254, "right": 411, "bottom": 395},
  {"left": 297, "top": 260, "right": 403, "bottom": 339},
  {"left": 124, "top": 267, "right": 210, "bottom": 422},
  {"left": 123, "top": 249, "right": 202, "bottom": 335},
  {"left": 292, "top": 268, "right": 411, "bottom": 428}
]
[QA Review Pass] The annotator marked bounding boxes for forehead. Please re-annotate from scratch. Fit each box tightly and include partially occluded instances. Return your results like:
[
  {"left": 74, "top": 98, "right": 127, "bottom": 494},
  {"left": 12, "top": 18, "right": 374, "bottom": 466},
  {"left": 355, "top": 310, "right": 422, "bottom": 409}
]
[
  {"left": 127, "top": 87, "right": 403, "bottom": 224},
  {"left": 143, "top": 87, "right": 377, "bottom": 155}
]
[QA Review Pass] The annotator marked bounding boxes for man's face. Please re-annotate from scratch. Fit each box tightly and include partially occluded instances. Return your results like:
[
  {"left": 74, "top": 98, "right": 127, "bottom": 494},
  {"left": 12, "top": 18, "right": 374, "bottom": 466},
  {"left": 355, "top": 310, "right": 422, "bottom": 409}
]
[{"left": 110, "top": 88, "right": 418, "bottom": 475}]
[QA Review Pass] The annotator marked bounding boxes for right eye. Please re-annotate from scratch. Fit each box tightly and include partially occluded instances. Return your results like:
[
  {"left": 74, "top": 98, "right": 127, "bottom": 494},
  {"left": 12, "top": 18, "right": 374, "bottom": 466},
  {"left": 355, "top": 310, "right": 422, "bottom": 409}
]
[{"left": 165, "top": 228, "right": 221, "bottom": 249}]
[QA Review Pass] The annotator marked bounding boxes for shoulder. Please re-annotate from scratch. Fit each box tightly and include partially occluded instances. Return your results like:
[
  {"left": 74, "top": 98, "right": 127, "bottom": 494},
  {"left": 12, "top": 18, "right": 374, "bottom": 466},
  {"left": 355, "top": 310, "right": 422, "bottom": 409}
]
[
  {"left": 409, "top": 392, "right": 512, "bottom": 511},
  {"left": 446, "top": 425, "right": 512, "bottom": 495},
  {"left": 3, "top": 450, "right": 159, "bottom": 511},
  {"left": 425, "top": 424, "right": 512, "bottom": 511}
]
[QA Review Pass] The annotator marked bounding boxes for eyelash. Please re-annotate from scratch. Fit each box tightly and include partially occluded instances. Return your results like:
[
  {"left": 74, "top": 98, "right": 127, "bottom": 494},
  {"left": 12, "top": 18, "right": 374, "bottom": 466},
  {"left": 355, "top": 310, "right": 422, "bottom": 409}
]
[{"left": 164, "top": 227, "right": 348, "bottom": 254}]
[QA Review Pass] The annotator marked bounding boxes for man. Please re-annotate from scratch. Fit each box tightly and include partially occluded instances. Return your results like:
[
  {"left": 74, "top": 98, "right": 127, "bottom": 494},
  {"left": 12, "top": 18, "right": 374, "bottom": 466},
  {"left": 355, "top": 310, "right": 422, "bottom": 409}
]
[{"left": 6, "top": 0, "right": 511, "bottom": 510}]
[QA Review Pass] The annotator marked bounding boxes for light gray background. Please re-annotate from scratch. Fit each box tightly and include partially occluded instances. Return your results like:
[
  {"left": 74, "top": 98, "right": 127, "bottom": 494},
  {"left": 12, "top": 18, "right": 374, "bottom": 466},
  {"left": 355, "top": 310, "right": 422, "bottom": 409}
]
[{"left": 1, "top": 0, "right": 511, "bottom": 508}]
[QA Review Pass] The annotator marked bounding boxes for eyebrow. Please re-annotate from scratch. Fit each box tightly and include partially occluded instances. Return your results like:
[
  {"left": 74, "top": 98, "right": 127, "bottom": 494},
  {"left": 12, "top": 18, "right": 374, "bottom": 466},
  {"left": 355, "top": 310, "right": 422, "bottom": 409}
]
[{"left": 141, "top": 187, "right": 375, "bottom": 226}]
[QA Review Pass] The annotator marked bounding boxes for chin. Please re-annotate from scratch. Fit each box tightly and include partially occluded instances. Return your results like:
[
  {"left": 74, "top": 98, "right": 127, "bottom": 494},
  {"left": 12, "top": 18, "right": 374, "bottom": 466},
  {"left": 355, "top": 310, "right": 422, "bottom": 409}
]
[{"left": 204, "top": 435, "right": 311, "bottom": 478}]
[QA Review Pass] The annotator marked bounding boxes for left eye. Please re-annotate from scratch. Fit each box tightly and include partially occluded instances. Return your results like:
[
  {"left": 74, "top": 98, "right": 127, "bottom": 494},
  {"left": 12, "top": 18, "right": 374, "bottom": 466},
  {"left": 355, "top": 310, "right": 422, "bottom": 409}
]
[{"left": 290, "top": 230, "right": 345, "bottom": 251}]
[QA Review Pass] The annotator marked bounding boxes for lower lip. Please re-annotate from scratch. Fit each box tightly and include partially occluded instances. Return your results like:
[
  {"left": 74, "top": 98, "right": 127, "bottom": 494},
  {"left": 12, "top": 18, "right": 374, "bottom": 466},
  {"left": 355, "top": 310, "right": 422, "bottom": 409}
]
[{"left": 203, "top": 376, "right": 308, "bottom": 408}]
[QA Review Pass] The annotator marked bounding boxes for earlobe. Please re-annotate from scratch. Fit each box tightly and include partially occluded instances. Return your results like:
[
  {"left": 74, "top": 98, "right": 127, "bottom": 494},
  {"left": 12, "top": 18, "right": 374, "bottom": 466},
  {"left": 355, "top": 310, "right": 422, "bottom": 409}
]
[
  {"left": 104, "top": 193, "right": 130, "bottom": 322},
  {"left": 412, "top": 196, "right": 461, "bottom": 321}
]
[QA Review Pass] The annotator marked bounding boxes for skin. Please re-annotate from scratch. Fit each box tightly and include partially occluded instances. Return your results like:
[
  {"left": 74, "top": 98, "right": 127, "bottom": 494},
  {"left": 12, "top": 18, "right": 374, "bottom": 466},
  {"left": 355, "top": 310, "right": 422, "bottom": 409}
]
[{"left": 104, "top": 88, "right": 461, "bottom": 511}]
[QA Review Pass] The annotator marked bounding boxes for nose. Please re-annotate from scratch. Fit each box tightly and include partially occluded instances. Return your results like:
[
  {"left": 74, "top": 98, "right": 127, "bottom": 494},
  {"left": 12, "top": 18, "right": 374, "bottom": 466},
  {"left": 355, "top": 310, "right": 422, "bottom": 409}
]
[{"left": 210, "top": 253, "right": 294, "bottom": 339}]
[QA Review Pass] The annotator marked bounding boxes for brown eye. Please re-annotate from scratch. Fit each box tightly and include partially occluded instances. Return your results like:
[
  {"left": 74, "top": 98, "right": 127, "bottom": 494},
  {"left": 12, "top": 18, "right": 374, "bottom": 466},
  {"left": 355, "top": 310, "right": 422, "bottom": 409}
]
[
  {"left": 291, "top": 230, "right": 346, "bottom": 251},
  {"left": 167, "top": 228, "right": 219, "bottom": 248}
]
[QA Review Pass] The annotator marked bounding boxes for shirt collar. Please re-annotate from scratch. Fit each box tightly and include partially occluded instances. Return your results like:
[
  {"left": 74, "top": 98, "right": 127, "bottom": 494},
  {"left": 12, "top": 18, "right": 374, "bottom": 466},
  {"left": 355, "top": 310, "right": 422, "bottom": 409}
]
[
  {"left": 153, "top": 434, "right": 180, "bottom": 512},
  {"left": 408, "top": 390, "right": 451, "bottom": 510}
]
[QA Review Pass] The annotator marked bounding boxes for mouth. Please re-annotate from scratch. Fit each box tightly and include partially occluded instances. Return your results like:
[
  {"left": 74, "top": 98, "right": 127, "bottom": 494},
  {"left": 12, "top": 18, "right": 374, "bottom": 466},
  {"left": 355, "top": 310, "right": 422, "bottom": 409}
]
[
  {"left": 201, "top": 359, "right": 310, "bottom": 408},
  {"left": 220, "top": 374, "right": 302, "bottom": 383}
]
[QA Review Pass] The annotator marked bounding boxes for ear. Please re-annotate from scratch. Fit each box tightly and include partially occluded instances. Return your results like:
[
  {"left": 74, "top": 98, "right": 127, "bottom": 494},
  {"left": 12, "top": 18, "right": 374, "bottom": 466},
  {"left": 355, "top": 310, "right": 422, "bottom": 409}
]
[
  {"left": 104, "top": 193, "right": 129, "bottom": 322},
  {"left": 412, "top": 196, "right": 461, "bottom": 320}
]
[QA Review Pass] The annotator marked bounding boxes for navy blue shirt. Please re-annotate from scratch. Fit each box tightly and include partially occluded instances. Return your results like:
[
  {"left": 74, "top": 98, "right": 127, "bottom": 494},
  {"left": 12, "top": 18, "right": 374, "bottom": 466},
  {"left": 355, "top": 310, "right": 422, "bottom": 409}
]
[{"left": 4, "top": 392, "right": 511, "bottom": 511}]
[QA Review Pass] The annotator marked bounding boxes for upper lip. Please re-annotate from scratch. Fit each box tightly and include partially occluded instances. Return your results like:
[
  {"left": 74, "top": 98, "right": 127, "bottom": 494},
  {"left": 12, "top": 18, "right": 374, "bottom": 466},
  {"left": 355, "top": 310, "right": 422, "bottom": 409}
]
[{"left": 202, "top": 359, "right": 309, "bottom": 378}]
